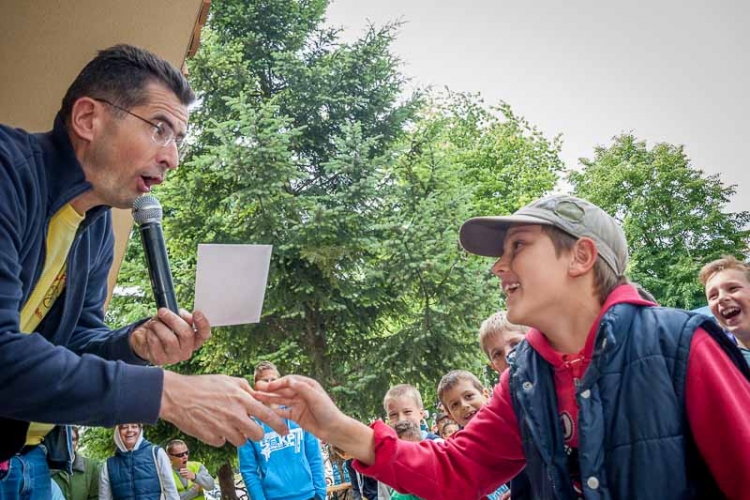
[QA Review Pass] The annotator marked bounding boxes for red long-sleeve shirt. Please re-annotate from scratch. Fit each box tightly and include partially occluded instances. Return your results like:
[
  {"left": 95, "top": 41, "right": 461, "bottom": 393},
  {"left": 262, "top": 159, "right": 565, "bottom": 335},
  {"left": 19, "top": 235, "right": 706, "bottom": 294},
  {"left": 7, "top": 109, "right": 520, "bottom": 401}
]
[{"left": 355, "top": 286, "right": 750, "bottom": 499}]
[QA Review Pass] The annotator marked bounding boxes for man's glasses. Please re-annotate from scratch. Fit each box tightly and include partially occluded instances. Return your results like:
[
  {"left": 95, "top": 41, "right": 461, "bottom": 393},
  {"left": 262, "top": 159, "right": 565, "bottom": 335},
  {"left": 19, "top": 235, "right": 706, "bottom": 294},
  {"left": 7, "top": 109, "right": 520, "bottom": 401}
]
[
  {"left": 93, "top": 98, "right": 185, "bottom": 150},
  {"left": 169, "top": 451, "right": 189, "bottom": 458}
]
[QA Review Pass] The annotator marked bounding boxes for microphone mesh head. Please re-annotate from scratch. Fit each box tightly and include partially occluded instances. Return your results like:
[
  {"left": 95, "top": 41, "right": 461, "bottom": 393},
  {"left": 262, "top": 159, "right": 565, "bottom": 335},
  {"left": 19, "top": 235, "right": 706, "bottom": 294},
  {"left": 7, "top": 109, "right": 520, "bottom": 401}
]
[{"left": 132, "top": 195, "right": 163, "bottom": 224}]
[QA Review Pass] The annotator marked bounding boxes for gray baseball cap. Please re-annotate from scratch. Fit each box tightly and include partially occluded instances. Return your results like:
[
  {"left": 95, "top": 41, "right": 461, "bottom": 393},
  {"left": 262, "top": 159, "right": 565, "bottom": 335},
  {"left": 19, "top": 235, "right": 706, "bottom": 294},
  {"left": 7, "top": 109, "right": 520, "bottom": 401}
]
[{"left": 459, "top": 194, "right": 628, "bottom": 276}]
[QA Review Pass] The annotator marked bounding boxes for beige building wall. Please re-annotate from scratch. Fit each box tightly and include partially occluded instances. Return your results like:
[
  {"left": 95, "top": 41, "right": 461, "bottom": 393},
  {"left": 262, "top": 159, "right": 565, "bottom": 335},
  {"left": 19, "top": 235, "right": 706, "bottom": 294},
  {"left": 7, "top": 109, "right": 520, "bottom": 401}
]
[{"left": 0, "top": 0, "right": 209, "bottom": 307}]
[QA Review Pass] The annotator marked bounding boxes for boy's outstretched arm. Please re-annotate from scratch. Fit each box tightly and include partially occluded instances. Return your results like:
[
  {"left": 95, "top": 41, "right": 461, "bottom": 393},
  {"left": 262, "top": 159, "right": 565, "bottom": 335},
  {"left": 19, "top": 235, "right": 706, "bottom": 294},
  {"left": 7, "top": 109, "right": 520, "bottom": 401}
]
[
  {"left": 259, "top": 373, "right": 526, "bottom": 500},
  {"left": 256, "top": 375, "right": 376, "bottom": 464},
  {"left": 687, "top": 328, "right": 750, "bottom": 499}
]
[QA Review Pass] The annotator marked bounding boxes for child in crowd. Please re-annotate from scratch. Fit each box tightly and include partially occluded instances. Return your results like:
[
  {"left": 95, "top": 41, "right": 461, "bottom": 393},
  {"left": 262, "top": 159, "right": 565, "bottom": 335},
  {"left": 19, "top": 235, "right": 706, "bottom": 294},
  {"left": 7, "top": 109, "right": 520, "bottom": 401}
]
[
  {"left": 238, "top": 361, "right": 326, "bottom": 500},
  {"left": 439, "top": 422, "right": 459, "bottom": 439},
  {"left": 259, "top": 195, "right": 750, "bottom": 499},
  {"left": 478, "top": 311, "right": 528, "bottom": 375},
  {"left": 378, "top": 385, "right": 441, "bottom": 500},
  {"left": 477, "top": 314, "right": 534, "bottom": 499},
  {"left": 437, "top": 371, "right": 509, "bottom": 499},
  {"left": 383, "top": 385, "right": 440, "bottom": 440},
  {"left": 436, "top": 371, "right": 489, "bottom": 429},
  {"left": 700, "top": 255, "right": 750, "bottom": 365},
  {"left": 433, "top": 412, "right": 454, "bottom": 438}
]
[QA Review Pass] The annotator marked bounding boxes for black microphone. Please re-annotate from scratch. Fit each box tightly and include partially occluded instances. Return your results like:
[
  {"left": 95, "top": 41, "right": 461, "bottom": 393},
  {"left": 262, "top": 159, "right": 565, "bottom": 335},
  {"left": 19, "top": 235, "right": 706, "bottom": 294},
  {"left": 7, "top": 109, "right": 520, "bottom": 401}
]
[{"left": 132, "top": 195, "right": 179, "bottom": 314}]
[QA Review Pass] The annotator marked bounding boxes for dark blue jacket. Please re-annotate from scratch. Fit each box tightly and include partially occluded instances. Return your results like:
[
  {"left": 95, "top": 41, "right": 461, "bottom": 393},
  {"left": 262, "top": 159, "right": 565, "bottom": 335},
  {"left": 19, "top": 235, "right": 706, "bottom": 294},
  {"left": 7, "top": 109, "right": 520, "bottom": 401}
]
[
  {"left": 0, "top": 116, "right": 163, "bottom": 465},
  {"left": 107, "top": 439, "right": 162, "bottom": 500},
  {"left": 509, "top": 304, "right": 725, "bottom": 499}
]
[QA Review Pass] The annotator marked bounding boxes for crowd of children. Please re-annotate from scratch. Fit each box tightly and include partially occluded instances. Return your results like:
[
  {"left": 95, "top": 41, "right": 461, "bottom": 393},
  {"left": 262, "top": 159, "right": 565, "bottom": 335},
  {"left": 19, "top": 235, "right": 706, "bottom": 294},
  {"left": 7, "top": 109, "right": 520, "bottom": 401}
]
[{"left": 254, "top": 194, "right": 750, "bottom": 500}]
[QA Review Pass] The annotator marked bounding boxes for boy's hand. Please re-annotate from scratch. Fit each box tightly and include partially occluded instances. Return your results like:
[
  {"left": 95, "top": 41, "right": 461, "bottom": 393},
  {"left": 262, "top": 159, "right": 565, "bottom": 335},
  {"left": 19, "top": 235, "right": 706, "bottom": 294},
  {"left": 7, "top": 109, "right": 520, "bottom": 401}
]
[
  {"left": 255, "top": 375, "right": 342, "bottom": 440},
  {"left": 256, "top": 375, "right": 376, "bottom": 464}
]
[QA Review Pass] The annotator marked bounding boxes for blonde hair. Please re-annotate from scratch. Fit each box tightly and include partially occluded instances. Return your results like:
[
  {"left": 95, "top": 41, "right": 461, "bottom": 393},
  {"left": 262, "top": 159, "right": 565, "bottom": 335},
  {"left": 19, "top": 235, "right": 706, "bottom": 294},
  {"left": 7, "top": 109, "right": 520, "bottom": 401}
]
[
  {"left": 383, "top": 384, "right": 424, "bottom": 412},
  {"left": 699, "top": 255, "right": 750, "bottom": 285},
  {"left": 166, "top": 439, "right": 187, "bottom": 454},
  {"left": 478, "top": 311, "right": 529, "bottom": 358},
  {"left": 254, "top": 361, "right": 279, "bottom": 382},
  {"left": 437, "top": 370, "right": 484, "bottom": 407}
]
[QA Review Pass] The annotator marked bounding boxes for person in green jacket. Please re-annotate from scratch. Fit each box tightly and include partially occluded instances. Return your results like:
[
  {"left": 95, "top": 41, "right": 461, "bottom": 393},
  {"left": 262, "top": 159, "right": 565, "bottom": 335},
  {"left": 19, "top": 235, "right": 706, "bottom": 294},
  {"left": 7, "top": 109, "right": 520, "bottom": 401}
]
[
  {"left": 167, "top": 439, "right": 215, "bottom": 500},
  {"left": 51, "top": 427, "right": 100, "bottom": 500}
]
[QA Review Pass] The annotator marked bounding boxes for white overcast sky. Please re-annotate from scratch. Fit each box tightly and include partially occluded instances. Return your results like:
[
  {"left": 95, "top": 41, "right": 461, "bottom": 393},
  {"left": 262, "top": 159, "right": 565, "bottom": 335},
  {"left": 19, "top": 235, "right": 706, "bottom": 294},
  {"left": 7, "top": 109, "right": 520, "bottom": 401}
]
[{"left": 324, "top": 0, "right": 749, "bottom": 212}]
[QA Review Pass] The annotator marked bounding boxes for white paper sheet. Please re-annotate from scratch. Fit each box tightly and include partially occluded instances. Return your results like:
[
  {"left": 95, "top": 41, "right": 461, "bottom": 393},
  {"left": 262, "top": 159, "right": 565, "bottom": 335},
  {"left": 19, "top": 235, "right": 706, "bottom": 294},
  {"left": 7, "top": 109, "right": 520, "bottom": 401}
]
[{"left": 193, "top": 244, "right": 272, "bottom": 326}]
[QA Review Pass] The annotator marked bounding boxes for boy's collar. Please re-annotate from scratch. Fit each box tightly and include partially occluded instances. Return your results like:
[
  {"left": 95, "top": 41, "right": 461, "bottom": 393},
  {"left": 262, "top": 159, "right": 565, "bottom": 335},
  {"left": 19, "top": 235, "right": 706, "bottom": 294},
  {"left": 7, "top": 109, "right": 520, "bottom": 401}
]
[{"left": 527, "top": 284, "right": 655, "bottom": 366}]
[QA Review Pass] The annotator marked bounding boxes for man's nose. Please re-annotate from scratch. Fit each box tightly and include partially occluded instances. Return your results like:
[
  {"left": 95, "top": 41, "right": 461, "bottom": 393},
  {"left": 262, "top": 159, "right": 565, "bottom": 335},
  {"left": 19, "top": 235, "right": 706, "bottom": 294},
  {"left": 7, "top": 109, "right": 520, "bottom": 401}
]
[{"left": 157, "top": 142, "right": 180, "bottom": 171}]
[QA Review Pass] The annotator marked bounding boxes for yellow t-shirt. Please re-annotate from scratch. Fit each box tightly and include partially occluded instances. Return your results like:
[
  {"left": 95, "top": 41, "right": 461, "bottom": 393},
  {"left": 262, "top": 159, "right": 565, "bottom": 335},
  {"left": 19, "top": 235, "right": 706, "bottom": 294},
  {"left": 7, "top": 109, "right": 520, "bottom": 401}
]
[{"left": 20, "top": 203, "right": 84, "bottom": 445}]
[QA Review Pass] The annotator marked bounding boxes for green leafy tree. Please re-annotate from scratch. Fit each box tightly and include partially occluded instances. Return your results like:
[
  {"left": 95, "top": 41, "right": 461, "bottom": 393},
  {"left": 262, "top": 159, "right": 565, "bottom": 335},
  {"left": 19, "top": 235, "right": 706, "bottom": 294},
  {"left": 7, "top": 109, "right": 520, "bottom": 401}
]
[
  {"left": 570, "top": 134, "right": 749, "bottom": 309},
  {"left": 100, "top": 2, "right": 564, "bottom": 497},
  {"left": 105, "top": 1, "right": 422, "bottom": 495}
]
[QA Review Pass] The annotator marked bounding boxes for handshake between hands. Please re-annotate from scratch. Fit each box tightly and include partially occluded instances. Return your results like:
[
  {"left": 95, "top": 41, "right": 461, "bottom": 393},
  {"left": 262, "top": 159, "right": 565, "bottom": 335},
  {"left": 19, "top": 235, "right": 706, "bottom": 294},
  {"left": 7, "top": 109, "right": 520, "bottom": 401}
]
[{"left": 133, "top": 308, "right": 371, "bottom": 459}]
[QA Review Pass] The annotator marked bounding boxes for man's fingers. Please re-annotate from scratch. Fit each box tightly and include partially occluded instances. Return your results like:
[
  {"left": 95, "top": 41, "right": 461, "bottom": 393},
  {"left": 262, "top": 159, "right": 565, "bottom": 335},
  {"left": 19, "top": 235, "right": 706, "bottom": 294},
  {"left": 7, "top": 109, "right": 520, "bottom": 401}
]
[
  {"left": 146, "top": 319, "right": 181, "bottom": 364},
  {"left": 273, "top": 406, "right": 294, "bottom": 420},
  {"left": 265, "top": 374, "right": 321, "bottom": 393},
  {"left": 263, "top": 375, "right": 325, "bottom": 401},
  {"left": 192, "top": 310, "right": 211, "bottom": 343},
  {"left": 238, "top": 391, "right": 289, "bottom": 438},
  {"left": 254, "top": 390, "right": 294, "bottom": 407},
  {"left": 222, "top": 424, "right": 249, "bottom": 447},
  {"left": 158, "top": 308, "right": 197, "bottom": 354},
  {"left": 162, "top": 373, "right": 288, "bottom": 449}
]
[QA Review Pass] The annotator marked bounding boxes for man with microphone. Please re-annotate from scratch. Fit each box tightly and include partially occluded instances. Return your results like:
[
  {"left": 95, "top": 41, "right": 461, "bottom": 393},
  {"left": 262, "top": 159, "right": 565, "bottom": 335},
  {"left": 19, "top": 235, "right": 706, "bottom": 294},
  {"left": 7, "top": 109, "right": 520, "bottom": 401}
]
[{"left": 0, "top": 44, "right": 286, "bottom": 498}]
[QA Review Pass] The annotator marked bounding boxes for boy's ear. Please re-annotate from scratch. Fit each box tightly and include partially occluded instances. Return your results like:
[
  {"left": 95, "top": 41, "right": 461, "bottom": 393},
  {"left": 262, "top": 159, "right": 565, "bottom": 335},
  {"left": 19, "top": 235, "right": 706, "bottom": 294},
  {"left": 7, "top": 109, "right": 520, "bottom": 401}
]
[
  {"left": 568, "top": 237, "right": 598, "bottom": 277},
  {"left": 482, "top": 388, "right": 490, "bottom": 399}
]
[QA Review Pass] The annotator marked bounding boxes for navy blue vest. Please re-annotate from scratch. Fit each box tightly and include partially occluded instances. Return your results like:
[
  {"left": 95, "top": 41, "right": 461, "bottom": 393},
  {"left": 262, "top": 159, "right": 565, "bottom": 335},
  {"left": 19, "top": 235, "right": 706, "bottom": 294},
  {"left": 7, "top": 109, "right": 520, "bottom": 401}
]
[
  {"left": 106, "top": 439, "right": 163, "bottom": 500},
  {"left": 508, "top": 305, "right": 726, "bottom": 500}
]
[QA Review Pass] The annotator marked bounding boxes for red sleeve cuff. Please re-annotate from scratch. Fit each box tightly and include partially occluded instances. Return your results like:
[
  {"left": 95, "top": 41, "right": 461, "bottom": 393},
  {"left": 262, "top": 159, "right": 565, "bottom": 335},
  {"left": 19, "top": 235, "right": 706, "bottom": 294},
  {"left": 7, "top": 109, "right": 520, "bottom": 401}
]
[{"left": 352, "top": 420, "right": 397, "bottom": 475}]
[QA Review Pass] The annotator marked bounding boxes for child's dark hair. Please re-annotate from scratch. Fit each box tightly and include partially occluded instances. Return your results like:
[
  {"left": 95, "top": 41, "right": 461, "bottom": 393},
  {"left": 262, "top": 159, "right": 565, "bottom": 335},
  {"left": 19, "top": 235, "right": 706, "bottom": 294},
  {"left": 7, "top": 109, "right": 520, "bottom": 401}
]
[
  {"left": 437, "top": 370, "right": 484, "bottom": 407},
  {"left": 440, "top": 422, "right": 460, "bottom": 438}
]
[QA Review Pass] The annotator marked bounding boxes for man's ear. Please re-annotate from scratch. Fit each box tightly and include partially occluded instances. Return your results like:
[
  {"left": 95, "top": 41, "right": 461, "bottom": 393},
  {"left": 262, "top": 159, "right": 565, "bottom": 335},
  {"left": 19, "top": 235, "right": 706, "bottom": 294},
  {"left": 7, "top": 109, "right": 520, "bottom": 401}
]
[
  {"left": 568, "top": 237, "right": 598, "bottom": 277},
  {"left": 68, "top": 97, "right": 102, "bottom": 143}
]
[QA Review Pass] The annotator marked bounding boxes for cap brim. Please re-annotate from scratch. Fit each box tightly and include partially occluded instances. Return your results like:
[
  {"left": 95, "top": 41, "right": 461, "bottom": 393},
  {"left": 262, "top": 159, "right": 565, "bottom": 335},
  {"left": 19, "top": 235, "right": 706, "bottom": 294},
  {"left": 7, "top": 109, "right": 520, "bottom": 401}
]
[{"left": 459, "top": 214, "right": 553, "bottom": 257}]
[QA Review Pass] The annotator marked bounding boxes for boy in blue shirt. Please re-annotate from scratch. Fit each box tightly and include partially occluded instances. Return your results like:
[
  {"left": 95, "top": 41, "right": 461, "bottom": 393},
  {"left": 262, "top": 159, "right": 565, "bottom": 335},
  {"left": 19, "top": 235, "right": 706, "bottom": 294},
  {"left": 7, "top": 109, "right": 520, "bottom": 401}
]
[{"left": 238, "top": 361, "right": 326, "bottom": 500}]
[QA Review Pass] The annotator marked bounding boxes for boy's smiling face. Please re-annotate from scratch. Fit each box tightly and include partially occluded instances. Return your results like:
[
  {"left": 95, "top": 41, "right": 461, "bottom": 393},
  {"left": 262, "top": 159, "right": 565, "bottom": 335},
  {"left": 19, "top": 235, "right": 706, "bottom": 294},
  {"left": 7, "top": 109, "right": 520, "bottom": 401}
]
[
  {"left": 706, "top": 268, "right": 750, "bottom": 341},
  {"left": 442, "top": 379, "right": 488, "bottom": 427},
  {"left": 491, "top": 225, "right": 573, "bottom": 328},
  {"left": 484, "top": 330, "right": 526, "bottom": 374},
  {"left": 386, "top": 396, "right": 424, "bottom": 427}
]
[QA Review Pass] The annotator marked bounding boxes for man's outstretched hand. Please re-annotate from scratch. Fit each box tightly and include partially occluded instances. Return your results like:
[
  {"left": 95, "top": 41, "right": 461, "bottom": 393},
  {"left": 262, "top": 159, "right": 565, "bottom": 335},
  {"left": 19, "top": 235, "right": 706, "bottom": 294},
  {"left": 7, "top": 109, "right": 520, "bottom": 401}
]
[{"left": 160, "top": 371, "right": 288, "bottom": 447}]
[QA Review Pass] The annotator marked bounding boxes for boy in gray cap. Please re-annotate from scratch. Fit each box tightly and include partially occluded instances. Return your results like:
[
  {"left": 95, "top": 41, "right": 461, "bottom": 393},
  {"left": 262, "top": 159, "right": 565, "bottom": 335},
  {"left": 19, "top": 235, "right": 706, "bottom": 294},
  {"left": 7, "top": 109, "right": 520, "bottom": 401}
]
[{"left": 258, "top": 194, "right": 750, "bottom": 500}]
